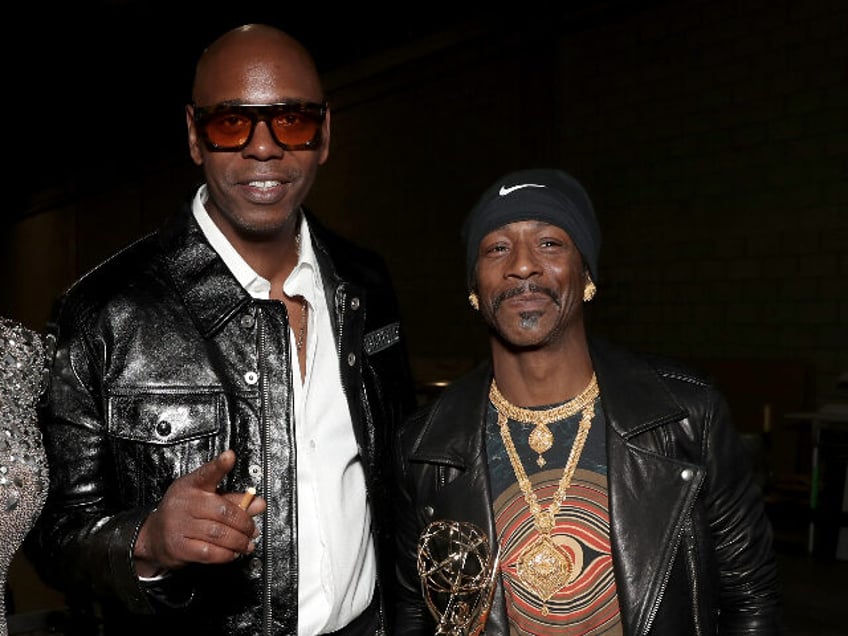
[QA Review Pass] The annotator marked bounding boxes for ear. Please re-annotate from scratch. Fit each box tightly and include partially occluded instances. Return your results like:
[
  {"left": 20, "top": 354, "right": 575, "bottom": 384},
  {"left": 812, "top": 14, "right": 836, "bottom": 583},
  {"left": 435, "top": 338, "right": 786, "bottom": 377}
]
[
  {"left": 318, "top": 106, "right": 331, "bottom": 166},
  {"left": 185, "top": 104, "right": 204, "bottom": 167}
]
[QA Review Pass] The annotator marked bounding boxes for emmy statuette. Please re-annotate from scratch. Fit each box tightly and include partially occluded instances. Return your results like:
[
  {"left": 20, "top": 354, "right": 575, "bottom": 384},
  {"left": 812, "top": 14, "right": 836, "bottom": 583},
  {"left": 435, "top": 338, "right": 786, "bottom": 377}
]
[{"left": 416, "top": 520, "right": 499, "bottom": 636}]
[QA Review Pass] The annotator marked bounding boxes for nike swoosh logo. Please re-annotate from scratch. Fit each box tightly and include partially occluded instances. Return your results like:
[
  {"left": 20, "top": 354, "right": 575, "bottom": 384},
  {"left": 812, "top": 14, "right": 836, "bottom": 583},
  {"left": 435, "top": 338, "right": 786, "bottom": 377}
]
[{"left": 499, "top": 183, "right": 546, "bottom": 196}]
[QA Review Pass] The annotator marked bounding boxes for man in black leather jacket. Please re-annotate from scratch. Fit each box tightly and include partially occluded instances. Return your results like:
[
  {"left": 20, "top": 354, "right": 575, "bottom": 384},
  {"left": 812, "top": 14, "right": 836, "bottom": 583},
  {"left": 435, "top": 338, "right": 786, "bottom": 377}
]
[
  {"left": 393, "top": 169, "right": 782, "bottom": 634},
  {"left": 27, "top": 24, "right": 416, "bottom": 636}
]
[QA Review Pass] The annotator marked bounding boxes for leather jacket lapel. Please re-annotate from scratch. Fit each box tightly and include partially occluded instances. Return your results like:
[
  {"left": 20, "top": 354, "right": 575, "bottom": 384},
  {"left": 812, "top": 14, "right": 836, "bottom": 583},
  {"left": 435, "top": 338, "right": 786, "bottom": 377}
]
[
  {"left": 159, "top": 207, "right": 252, "bottom": 338},
  {"left": 591, "top": 338, "right": 705, "bottom": 633},
  {"left": 591, "top": 337, "right": 688, "bottom": 439},
  {"left": 607, "top": 432, "right": 704, "bottom": 633},
  {"left": 410, "top": 362, "right": 492, "bottom": 469}
]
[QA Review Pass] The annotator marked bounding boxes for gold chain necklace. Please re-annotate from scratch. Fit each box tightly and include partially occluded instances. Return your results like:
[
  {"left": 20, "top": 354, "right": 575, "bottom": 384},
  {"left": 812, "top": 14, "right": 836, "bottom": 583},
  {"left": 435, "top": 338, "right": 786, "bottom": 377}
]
[
  {"left": 293, "top": 232, "right": 308, "bottom": 352},
  {"left": 489, "top": 374, "right": 599, "bottom": 467},
  {"left": 294, "top": 301, "right": 307, "bottom": 351},
  {"left": 489, "top": 374, "right": 598, "bottom": 616}
]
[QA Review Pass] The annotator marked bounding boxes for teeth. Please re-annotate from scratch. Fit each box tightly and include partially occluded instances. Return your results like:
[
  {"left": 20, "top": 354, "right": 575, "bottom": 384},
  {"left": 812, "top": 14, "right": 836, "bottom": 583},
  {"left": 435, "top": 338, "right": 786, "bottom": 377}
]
[{"left": 248, "top": 180, "right": 280, "bottom": 189}]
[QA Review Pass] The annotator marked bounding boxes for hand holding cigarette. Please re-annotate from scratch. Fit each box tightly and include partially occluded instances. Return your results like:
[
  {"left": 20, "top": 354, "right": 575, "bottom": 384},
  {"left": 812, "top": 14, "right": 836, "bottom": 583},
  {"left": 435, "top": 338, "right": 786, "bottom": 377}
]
[{"left": 135, "top": 450, "right": 261, "bottom": 573}]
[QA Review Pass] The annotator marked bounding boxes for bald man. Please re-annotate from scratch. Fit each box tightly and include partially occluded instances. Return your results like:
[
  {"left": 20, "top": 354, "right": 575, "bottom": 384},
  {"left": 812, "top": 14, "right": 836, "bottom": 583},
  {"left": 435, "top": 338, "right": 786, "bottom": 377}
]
[{"left": 28, "top": 24, "right": 416, "bottom": 636}]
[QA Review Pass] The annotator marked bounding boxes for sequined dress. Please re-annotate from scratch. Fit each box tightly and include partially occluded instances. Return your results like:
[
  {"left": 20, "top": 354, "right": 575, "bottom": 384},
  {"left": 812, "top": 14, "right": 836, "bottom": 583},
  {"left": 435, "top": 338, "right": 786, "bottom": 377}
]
[{"left": 0, "top": 319, "right": 49, "bottom": 636}]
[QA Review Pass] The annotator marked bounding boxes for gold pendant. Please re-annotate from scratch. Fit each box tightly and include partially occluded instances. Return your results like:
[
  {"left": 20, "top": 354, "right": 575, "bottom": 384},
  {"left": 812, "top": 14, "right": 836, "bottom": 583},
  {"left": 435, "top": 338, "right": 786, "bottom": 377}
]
[
  {"left": 528, "top": 424, "right": 553, "bottom": 467},
  {"left": 515, "top": 533, "right": 573, "bottom": 613}
]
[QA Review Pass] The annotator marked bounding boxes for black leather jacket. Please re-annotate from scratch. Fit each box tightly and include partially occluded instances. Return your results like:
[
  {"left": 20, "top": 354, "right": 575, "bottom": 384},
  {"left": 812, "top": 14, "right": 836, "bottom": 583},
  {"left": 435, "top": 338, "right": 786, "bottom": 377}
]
[
  {"left": 393, "top": 338, "right": 782, "bottom": 635},
  {"left": 27, "top": 204, "right": 417, "bottom": 636}
]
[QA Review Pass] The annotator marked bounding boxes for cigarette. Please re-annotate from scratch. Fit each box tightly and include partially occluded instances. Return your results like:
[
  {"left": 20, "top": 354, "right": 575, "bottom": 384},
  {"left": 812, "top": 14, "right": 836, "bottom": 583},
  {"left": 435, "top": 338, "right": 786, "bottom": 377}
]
[{"left": 238, "top": 486, "right": 257, "bottom": 510}]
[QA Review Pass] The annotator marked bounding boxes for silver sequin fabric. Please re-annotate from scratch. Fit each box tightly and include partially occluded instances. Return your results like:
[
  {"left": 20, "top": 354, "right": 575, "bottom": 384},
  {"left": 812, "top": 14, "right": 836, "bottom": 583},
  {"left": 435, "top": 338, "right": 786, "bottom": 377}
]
[{"left": 0, "top": 318, "right": 49, "bottom": 636}]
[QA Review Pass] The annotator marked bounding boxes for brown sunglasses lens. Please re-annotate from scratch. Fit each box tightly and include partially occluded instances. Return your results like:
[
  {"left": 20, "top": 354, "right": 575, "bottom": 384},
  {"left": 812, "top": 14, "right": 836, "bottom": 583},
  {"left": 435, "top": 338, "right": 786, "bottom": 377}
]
[
  {"left": 204, "top": 112, "right": 254, "bottom": 148},
  {"left": 197, "top": 104, "right": 325, "bottom": 151},
  {"left": 269, "top": 111, "right": 322, "bottom": 146}
]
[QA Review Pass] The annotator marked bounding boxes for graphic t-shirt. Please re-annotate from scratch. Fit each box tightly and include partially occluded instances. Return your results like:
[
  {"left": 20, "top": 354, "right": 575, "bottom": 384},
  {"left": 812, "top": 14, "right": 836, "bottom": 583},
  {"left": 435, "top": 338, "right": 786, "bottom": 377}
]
[{"left": 485, "top": 397, "right": 622, "bottom": 635}]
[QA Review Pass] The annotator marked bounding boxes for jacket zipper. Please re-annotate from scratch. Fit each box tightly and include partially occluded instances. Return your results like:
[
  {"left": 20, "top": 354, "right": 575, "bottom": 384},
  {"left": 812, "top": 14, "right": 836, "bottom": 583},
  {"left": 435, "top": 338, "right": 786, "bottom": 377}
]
[
  {"left": 259, "top": 313, "right": 273, "bottom": 636},
  {"left": 641, "top": 478, "right": 704, "bottom": 634},
  {"left": 684, "top": 522, "right": 702, "bottom": 636}
]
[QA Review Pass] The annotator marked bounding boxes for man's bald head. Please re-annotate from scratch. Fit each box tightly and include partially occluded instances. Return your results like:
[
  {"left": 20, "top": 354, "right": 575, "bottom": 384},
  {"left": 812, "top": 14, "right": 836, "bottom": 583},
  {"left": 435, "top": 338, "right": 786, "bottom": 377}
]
[{"left": 192, "top": 24, "right": 324, "bottom": 106}]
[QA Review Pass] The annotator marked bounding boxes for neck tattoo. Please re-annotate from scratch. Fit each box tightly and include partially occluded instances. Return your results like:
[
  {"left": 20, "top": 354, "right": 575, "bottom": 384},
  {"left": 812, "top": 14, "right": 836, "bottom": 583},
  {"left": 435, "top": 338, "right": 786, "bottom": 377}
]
[{"left": 489, "top": 373, "right": 599, "bottom": 615}]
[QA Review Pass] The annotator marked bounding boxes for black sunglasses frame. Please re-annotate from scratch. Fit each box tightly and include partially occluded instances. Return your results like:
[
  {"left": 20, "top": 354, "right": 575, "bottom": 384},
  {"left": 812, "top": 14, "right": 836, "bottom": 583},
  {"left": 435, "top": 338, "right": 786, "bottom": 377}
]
[{"left": 193, "top": 101, "right": 328, "bottom": 152}]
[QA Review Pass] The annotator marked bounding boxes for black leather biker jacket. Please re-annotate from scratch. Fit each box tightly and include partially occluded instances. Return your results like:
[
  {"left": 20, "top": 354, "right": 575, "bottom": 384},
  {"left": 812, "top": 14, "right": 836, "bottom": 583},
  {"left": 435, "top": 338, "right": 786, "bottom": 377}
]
[
  {"left": 28, "top": 204, "right": 417, "bottom": 636},
  {"left": 393, "top": 338, "right": 782, "bottom": 635}
]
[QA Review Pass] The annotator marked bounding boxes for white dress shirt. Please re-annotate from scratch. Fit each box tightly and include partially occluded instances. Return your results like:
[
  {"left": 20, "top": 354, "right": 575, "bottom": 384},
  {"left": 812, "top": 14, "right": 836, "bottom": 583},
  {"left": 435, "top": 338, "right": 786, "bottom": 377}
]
[{"left": 192, "top": 186, "right": 376, "bottom": 635}]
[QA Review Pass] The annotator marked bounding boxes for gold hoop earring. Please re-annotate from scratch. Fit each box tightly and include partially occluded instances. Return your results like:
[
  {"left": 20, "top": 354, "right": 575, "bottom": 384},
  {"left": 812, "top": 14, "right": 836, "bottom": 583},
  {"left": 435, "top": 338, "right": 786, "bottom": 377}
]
[
  {"left": 468, "top": 292, "right": 480, "bottom": 311},
  {"left": 583, "top": 278, "right": 597, "bottom": 302}
]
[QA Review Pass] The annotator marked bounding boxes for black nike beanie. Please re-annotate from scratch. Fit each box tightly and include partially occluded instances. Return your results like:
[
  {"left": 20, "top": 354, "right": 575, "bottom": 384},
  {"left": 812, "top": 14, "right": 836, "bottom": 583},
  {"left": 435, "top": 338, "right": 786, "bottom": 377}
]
[{"left": 461, "top": 168, "right": 601, "bottom": 290}]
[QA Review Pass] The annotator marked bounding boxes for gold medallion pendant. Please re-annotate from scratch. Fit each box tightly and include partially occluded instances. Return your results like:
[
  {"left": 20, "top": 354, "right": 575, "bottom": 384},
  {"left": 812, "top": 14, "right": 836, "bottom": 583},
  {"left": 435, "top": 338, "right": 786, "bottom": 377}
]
[
  {"left": 527, "top": 425, "right": 554, "bottom": 462},
  {"left": 490, "top": 374, "right": 599, "bottom": 615},
  {"left": 516, "top": 534, "right": 573, "bottom": 615}
]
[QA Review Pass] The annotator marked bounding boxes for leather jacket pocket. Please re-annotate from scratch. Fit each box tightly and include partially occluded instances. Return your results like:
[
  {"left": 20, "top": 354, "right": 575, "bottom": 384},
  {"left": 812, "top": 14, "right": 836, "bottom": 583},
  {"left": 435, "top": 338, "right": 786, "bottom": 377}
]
[{"left": 107, "top": 390, "right": 224, "bottom": 504}]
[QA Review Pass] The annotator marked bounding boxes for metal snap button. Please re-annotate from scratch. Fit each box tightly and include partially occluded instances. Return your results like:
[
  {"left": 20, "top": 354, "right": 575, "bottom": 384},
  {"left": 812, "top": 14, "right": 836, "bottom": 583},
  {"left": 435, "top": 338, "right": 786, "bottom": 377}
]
[
  {"left": 681, "top": 468, "right": 694, "bottom": 481},
  {"left": 248, "top": 464, "right": 262, "bottom": 479},
  {"left": 347, "top": 353, "right": 356, "bottom": 366},
  {"left": 240, "top": 314, "right": 255, "bottom": 329},
  {"left": 244, "top": 371, "right": 259, "bottom": 385},
  {"left": 350, "top": 297, "right": 360, "bottom": 310},
  {"left": 156, "top": 420, "right": 172, "bottom": 437}
]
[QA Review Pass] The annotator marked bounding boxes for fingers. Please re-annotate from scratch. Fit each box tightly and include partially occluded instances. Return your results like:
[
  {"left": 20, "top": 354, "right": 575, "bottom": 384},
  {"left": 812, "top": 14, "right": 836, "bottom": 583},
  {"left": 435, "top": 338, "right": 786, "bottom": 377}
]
[
  {"left": 139, "top": 498, "right": 259, "bottom": 570},
  {"left": 177, "top": 514, "right": 258, "bottom": 560},
  {"left": 135, "top": 451, "right": 266, "bottom": 571},
  {"left": 190, "top": 449, "right": 237, "bottom": 493},
  {"left": 178, "top": 537, "right": 255, "bottom": 564},
  {"left": 225, "top": 490, "right": 267, "bottom": 517}
]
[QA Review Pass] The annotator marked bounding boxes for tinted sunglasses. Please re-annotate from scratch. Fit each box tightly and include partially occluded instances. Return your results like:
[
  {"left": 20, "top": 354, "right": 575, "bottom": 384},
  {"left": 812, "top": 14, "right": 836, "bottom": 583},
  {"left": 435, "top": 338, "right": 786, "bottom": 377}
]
[{"left": 193, "top": 101, "right": 328, "bottom": 152}]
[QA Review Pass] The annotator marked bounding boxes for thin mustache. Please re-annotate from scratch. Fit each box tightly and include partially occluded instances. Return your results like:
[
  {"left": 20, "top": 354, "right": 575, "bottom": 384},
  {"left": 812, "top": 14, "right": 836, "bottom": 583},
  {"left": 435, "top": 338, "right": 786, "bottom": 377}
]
[{"left": 493, "top": 283, "right": 560, "bottom": 311}]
